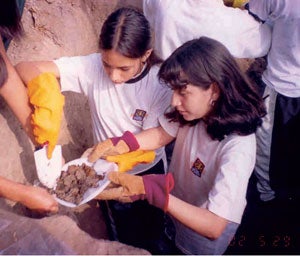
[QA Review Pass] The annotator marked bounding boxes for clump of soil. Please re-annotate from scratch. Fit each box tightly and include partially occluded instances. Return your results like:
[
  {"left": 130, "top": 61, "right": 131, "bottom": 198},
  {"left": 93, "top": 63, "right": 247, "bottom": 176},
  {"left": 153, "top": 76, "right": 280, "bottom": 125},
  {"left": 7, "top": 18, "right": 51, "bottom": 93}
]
[{"left": 53, "top": 163, "right": 105, "bottom": 204}]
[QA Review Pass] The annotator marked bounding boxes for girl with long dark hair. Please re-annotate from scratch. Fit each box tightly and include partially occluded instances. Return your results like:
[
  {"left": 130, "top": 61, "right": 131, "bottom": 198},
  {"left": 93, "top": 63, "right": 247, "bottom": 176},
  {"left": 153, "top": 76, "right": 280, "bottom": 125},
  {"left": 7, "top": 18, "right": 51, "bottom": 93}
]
[{"left": 16, "top": 7, "right": 171, "bottom": 254}]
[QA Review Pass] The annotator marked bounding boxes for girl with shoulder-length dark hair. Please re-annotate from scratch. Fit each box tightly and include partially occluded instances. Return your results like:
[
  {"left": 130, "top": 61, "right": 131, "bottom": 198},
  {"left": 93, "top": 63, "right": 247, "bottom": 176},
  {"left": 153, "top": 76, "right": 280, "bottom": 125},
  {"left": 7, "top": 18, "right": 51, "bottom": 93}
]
[
  {"left": 161, "top": 36, "right": 266, "bottom": 140},
  {"left": 91, "top": 37, "right": 267, "bottom": 254},
  {"left": 16, "top": 6, "right": 171, "bottom": 254}
]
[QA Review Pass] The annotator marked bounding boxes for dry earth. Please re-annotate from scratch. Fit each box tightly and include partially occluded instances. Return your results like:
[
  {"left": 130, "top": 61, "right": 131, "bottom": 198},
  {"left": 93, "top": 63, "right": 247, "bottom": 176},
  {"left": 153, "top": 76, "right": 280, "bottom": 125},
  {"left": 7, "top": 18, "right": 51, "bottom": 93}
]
[{"left": 0, "top": 0, "right": 149, "bottom": 254}]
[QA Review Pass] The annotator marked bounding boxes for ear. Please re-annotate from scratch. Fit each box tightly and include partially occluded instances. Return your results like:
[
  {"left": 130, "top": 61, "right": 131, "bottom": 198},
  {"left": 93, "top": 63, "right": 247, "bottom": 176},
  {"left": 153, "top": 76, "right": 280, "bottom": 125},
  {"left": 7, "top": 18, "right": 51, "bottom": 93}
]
[
  {"left": 211, "top": 82, "right": 220, "bottom": 101},
  {"left": 141, "top": 49, "right": 153, "bottom": 63}
]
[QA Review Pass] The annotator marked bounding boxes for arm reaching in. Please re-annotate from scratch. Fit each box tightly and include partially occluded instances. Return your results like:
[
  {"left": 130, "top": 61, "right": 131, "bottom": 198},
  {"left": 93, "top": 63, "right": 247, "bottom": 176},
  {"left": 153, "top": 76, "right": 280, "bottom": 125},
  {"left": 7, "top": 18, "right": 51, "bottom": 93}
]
[
  {"left": 97, "top": 171, "right": 228, "bottom": 240},
  {"left": 15, "top": 60, "right": 60, "bottom": 84},
  {"left": 0, "top": 41, "right": 35, "bottom": 144},
  {"left": 87, "top": 126, "right": 174, "bottom": 162},
  {"left": 16, "top": 61, "right": 64, "bottom": 158},
  {"left": 168, "top": 195, "right": 228, "bottom": 240},
  {"left": 0, "top": 176, "right": 58, "bottom": 213},
  {"left": 95, "top": 126, "right": 228, "bottom": 240}
]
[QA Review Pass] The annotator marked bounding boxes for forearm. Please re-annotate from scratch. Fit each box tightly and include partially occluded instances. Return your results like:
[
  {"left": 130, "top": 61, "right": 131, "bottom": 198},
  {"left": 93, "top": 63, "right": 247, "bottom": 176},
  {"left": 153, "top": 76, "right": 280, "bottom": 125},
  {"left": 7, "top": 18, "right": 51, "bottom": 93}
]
[
  {"left": 135, "top": 126, "right": 174, "bottom": 150},
  {"left": 0, "top": 176, "right": 58, "bottom": 212},
  {"left": 0, "top": 41, "right": 36, "bottom": 144},
  {"left": 0, "top": 176, "right": 27, "bottom": 203},
  {"left": 167, "top": 194, "right": 228, "bottom": 240},
  {"left": 15, "top": 60, "right": 60, "bottom": 85}
]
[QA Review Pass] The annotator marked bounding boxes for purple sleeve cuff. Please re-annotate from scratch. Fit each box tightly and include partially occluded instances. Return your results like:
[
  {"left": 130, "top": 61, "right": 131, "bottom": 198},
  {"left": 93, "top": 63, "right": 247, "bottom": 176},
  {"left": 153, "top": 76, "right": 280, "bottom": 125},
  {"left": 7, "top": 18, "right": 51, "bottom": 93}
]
[
  {"left": 143, "top": 173, "right": 174, "bottom": 212},
  {"left": 111, "top": 131, "right": 140, "bottom": 151}
]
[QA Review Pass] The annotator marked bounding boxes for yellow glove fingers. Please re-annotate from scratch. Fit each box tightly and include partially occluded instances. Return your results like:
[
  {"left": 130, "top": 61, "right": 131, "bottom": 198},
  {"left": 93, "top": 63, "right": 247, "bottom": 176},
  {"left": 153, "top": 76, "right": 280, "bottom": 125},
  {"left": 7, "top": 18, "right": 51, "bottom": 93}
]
[
  {"left": 135, "top": 150, "right": 155, "bottom": 162},
  {"left": 116, "top": 150, "right": 145, "bottom": 158},
  {"left": 106, "top": 157, "right": 137, "bottom": 172},
  {"left": 106, "top": 150, "right": 156, "bottom": 172},
  {"left": 106, "top": 150, "right": 155, "bottom": 162},
  {"left": 117, "top": 162, "right": 134, "bottom": 173},
  {"left": 105, "top": 151, "right": 145, "bottom": 164}
]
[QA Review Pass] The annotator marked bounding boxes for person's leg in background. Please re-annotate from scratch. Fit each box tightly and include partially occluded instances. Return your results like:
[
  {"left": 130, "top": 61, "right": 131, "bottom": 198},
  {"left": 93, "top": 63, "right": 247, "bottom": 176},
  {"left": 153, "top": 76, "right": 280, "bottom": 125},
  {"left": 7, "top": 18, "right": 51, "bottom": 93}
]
[{"left": 226, "top": 88, "right": 300, "bottom": 254}]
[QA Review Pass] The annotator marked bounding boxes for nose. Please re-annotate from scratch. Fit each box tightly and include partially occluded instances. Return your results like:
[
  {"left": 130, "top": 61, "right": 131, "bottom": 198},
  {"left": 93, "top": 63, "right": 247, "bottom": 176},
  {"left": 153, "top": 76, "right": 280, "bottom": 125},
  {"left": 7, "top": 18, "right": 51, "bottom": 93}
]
[
  {"left": 108, "top": 69, "right": 122, "bottom": 83},
  {"left": 171, "top": 92, "right": 181, "bottom": 108}
]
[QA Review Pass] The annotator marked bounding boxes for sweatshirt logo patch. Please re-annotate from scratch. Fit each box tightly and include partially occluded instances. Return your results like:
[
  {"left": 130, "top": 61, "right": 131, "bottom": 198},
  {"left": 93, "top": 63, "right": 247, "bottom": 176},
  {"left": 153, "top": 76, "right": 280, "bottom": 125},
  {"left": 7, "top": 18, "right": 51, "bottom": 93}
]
[
  {"left": 191, "top": 158, "right": 205, "bottom": 177},
  {"left": 133, "top": 109, "right": 147, "bottom": 121}
]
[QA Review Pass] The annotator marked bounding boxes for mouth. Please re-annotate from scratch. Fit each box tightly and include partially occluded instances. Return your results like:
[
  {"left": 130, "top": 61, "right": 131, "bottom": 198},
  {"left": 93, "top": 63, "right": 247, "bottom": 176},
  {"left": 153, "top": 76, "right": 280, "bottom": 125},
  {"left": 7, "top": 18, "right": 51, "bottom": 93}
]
[
  {"left": 178, "top": 109, "right": 192, "bottom": 120},
  {"left": 178, "top": 109, "right": 187, "bottom": 115}
]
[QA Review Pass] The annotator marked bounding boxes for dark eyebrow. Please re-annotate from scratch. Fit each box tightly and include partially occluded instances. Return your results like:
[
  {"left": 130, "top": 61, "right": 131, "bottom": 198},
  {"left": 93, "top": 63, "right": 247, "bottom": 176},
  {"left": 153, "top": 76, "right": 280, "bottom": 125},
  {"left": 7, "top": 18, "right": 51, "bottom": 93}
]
[
  {"left": 102, "top": 60, "right": 131, "bottom": 69},
  {"left": 102, "top": 60, "right": 111, "bottom": 67}
]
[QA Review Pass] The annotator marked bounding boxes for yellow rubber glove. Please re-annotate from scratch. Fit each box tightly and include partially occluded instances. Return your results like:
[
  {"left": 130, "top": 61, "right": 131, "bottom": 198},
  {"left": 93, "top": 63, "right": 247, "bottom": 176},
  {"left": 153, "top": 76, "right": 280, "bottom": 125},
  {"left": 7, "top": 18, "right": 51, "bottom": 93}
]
[
  {"left": 105, "top": 150, "right": 155, "bottom": 172},
  {"left": 28, "top": 72, "right": 65, "bottom": 159},
  {"left": 223, "top": 0, "right": 247, "bottom": 8},
  {"left": 233, "top": 0, "right": 248, "bottom": 8}
]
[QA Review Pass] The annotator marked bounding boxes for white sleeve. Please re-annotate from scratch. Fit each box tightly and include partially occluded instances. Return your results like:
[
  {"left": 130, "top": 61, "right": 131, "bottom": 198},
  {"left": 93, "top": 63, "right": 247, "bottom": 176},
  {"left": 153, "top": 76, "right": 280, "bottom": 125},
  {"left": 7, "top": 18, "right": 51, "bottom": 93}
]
[
  {"left": 143, "top": 0, "right": 170, "bottom": 27},
  {"left": 207, "top": 135, "right": 256, "bottom": 222},
  {"left": 144, "top": 0, "right": 271, "bottom": 59},
  {"left": 143, "top": 0, "right": 174, "bottom": 60},
  {"left": 54, "top": 53, "right": 100, "bottom": 95},
  {"left": 158, "top": 114, "right": 179, "bottom": 138},
  {"left": 220, "top": 6, "right": 272, "bottom": 58},
  {"left": 143, "top": 0, "right": 156, "bottom": 28}
]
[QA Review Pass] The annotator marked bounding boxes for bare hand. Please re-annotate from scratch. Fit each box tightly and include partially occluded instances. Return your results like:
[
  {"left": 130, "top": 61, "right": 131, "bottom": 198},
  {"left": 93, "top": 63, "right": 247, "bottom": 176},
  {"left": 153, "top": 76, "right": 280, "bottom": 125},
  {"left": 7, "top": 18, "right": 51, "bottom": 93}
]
[{"left": 19, "top": 185, "right": 58, "bottom": 213}]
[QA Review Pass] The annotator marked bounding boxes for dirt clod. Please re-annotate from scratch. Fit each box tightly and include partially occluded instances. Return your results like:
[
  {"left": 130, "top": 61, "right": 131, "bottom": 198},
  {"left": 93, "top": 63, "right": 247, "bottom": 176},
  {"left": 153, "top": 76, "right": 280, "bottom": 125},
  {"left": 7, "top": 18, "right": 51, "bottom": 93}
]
[{"left": 53, "top": 163, "right": 104, "bottom": 204}]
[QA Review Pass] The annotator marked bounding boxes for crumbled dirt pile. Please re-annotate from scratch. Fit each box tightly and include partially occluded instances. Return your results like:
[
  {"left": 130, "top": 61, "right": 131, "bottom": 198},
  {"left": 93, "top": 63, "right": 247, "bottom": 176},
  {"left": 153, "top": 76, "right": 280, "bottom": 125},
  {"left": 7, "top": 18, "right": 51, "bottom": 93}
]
[{"left": 54, "top": 163, "right": 104, "bottom": 204}]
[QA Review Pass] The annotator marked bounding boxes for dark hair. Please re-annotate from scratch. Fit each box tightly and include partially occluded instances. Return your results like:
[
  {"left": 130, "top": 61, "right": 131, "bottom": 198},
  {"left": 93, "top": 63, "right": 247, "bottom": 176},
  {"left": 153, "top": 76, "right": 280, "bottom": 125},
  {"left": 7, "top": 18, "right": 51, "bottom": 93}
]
[
  {"left": 0, "top": 0, "right": 23, "bottom": 40},
  {"left": 0, "top": 54, "right": 8, "bottom": 88},
  {"left": 159, "top": 37, "right": 266, "bottom": 141},
  {"left": 99, "top": 7, "right": 162, "bottom": 67}
]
